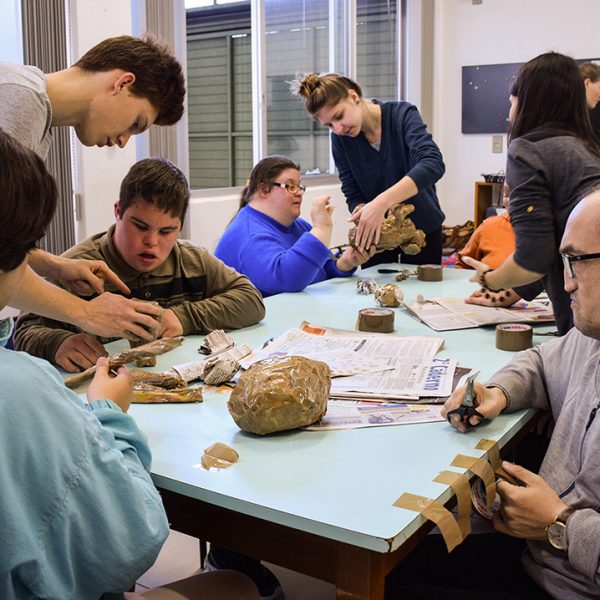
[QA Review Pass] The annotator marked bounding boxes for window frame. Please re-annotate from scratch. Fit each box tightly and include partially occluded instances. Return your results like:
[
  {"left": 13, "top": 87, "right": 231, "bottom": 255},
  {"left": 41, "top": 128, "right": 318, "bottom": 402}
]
[{"left": 185, "top": 0, "right": 404, "bottom": 192}]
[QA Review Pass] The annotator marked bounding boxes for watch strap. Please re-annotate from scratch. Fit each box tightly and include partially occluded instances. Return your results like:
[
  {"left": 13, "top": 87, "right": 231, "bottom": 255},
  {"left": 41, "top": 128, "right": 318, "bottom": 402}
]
[{"left": 554, "top": 506, "right": 576, "bottom": 525}]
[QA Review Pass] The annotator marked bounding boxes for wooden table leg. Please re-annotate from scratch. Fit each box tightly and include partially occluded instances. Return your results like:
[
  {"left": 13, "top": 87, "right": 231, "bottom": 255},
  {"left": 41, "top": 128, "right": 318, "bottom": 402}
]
[{"left": 335, "top": 545, "right": 386, "bottom": 600}]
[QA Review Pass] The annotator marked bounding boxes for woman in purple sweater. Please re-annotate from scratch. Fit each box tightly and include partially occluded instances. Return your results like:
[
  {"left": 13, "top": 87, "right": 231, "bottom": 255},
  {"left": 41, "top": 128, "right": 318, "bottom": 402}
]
[
  {"left": 292, "top": 73, "right": 445, "bottom": 266},
  {"left": 215, "top": 155, "right": 372, "bottom": 297}
]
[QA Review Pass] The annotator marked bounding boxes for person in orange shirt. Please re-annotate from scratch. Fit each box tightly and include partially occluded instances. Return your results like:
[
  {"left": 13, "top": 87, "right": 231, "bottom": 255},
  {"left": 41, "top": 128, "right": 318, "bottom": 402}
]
[
  {"left": 457, "top": 185, "right": 522, "bottom": 307},
  {"left": 456, "top": 185, "right": 514, "bottom": 270}
]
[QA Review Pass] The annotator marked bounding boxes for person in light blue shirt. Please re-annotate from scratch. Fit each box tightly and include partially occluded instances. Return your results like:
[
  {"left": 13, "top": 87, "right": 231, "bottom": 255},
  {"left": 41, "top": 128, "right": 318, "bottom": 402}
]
[
  {"left": 215, "top": 155, "right": 372, "bottom": 297},
  {"left": 0, "top": 128, "right": 258, "bottom": 600}
]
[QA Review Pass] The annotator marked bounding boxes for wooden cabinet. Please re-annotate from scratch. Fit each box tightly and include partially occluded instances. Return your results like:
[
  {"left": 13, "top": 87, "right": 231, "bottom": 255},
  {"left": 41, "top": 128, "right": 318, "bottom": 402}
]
[{"left": 474, "top": 181, "right": 504, "bottom": 227}]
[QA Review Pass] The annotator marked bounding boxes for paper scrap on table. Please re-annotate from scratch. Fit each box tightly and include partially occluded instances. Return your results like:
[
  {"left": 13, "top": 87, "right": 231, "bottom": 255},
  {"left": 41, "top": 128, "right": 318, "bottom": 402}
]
[
  {"left": 245, "top": 347, "right": 393, "bottom": 378},
  {"left": 304, "top": 400, "right": 444, "bottom": 431},
  {"left": 173, "top": 344, "right": 252, "bottom": 383},
  {"left": 239, "top": 325, "right": 445, "bottom": 400},
  {"left": 405, "top": 296, "right": 554, "bottom": 332},
  {"left": 196, "top": 442, "right": 239, "bottom": 471}
]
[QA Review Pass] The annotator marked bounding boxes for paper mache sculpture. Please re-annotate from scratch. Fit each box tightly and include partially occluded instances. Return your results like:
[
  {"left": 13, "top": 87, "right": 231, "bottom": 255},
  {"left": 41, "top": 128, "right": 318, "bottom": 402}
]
[
  {"left": 374, "top": 284, "right": 404, "bottom": 307},
  {"left": 348, "top": 203, "right": 426, "bottom": 255},
  {"left": 227, "top": 356, "right": 331, "bottom": 435}
]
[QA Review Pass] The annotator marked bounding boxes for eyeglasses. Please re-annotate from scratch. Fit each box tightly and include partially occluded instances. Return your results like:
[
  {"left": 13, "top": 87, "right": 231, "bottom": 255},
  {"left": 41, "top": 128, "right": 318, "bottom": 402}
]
[
  {"left": 272, "top": 182, "right": 306, "bottom": 195},
  {"left": 561, "top": 252, "right": 600, "bottom": 279}
]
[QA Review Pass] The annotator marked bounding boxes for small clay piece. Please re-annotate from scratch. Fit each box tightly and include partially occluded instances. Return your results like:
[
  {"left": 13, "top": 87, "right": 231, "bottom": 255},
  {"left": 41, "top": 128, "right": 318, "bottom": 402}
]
[
  {"left": 132, "top": 384, "right": 203, "bottom": 404},
  {"left": 395, "top": 272, "right": 408, "bottom": 282},
  {"left": 134, "top": 356, "right": 157, "bottom": 368},
  {"left": 128, "top": 301, "right": 164, "bottom": 349},
  {"left": 348, "top": 203, "right": 426, "bottom": 255},
  {"left": 129, "top": 368, "right": 185, "bottom": 389},
  {"left": 228, "top": 356, "right": 331, "bottom": 435},
  {"left": 200, "top": 442, "right": 239, "bottom": 470},
  {"left": 356, "top": 279, "right": 378, "bottom": 295},
  {"left": 374, "top": 284, "right": 404, "bottom": 307},
  {"left": 203, "top": 356, "right": 240, "bottom": 385}
]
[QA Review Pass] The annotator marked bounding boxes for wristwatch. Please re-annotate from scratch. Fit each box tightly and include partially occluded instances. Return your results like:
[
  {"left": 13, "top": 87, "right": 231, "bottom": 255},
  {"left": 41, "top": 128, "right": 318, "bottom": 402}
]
[{"left": 546, "top": 506, "right": 576, "bottom": 552}]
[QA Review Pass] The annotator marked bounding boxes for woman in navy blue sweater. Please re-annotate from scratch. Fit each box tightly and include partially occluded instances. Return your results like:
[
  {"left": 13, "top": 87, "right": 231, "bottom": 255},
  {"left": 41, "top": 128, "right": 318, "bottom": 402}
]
[{"left": 292, "top": 73, "right": 445, "bottom": 266}]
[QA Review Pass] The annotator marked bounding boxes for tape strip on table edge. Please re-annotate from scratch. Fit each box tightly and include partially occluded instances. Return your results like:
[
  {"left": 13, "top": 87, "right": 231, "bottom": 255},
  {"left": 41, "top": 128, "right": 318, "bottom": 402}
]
[
  {"left": 475, "top": 438, "right": 518, "bottom": 484},
  {"left": 495, "top": 323, "right": 533, "bottom": 351},
  {"left": 451, "top": 454, "right": 497, "bottom": 509},
  {"left": 393, "top": 492, "right": 464, "bottom": 552},
  {"left": 433, "top": 470, "right": 472, "bottom": 538}
]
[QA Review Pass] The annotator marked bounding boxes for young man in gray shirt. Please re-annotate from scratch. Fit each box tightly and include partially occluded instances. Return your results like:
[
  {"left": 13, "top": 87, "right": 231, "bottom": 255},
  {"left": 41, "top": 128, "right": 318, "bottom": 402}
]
[{"left": 0, "top": 35, "right": 185, "bottom": 342}]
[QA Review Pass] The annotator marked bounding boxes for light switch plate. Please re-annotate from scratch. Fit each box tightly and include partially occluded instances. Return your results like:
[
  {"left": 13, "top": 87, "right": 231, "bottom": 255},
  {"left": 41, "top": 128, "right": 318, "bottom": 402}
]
[{"left": 492, "top": 135, "right": 503, "bottom": 153}]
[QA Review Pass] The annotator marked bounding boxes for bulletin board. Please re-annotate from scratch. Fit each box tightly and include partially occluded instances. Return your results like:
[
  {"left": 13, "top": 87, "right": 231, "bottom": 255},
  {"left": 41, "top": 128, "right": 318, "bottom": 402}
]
[
  {"left": 461, "top": 62, "right": 521, "bottom": 134},
  {"left": 462, "top": 58, "right": 600, "bottom": 134}
]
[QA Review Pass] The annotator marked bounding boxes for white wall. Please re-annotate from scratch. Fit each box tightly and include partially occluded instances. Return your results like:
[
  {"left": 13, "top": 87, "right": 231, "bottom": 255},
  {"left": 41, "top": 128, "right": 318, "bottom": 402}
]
[
  {"left": 189, "top": 183, "right": 351, "bottom": 252},
  {"left": 69, "top": 0, "right": 138, "bottom": 242},
  {"left": 433, "top": 0, "right": 600, "bottom": 225}
]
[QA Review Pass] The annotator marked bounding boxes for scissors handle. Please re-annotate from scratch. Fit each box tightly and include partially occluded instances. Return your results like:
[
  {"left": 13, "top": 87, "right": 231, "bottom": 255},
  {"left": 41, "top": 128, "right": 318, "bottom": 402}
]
[{"left": 446, "top": 405, "right": 485, "bottom": 427}]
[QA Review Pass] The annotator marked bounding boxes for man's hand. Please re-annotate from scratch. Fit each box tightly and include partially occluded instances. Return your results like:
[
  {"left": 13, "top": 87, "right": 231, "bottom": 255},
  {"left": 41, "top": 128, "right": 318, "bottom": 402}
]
[
  {"left": 159, "top": 309, "right": 184, "bottom": 338},
  {"left": 77, "top": 293, "right": 162, "bottom": 341},
  {"left": 87, "top": 357, "right": 133, "bottom": 413},
  {"left": 56, "top": 333, "right": 108, "bottom": 372},
  {"left": 336, "top": 246, "right": 376, "bottom": 272},
  {"left": 349, "top": 196, "right": 389, "bottom": 250},
  {"left": 493, "top": 461, "right": 568, "bottom": 540},
  {"left": 55, "top": 256, "right": 130, "bottom": 295},
  {"left": 441, "top": 382, "right": 508, "bottom": 432},
  {"left": 466, "top": 288, "right": 521, "bottom": 308}
]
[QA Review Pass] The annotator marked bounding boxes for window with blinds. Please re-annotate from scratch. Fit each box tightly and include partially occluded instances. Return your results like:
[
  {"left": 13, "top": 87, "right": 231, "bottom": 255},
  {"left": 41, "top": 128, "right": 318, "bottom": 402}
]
[
  {"left": 187, "top": 5, "right": 252, "bottom": 189},
  {"left": 186, "top": 0, "right": 398, "bottom": 189}
]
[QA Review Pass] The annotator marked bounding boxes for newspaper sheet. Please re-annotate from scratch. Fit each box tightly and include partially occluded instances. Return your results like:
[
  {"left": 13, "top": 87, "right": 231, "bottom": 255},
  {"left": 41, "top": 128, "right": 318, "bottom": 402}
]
[
  {"left": 405, "top": 297, "right": 554, "bottom": 332},
  {"left": 304, "top": 400, "right": 444, "bottom": 431},
  {"left": 239, "top": 324, "right": 446, "bottom": 400}
]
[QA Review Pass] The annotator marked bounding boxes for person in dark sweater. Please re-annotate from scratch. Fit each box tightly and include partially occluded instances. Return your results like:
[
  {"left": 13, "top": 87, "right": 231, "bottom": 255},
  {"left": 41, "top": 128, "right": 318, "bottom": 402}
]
[
  {"left": 291, "top": 73, "right": 445, "bottom": 266},
  {"left": 463, "top": 52, "right": 600, "bottom": 335}
]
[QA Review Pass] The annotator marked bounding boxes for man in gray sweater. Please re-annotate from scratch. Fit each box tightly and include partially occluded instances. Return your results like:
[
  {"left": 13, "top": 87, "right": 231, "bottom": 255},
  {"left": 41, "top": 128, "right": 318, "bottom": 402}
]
[{"left": 388, "top": 190, "right": 600, "bottom": 598}]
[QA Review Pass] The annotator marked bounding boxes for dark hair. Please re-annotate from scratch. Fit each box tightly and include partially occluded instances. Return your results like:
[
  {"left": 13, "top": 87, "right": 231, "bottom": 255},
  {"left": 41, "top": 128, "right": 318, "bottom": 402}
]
[
  {"left": 509, "top": 52, "right": 600, "bottom": 158},
  {"left": 0, "top": 129, "right": 57, "bottom": 272},
  {"left": 74, "top": 34, "right": 186, "bottom": 126},
  {"left": 118, "top": 157, "right": 189, "bottom": 224},
  {"left": 290, "top": 72, "right": 362, "bottom": 115},
  {"left": 580, "top": 62, "right": 600, "bottom": 83},
  {"left": 239, "top": 155, "right": 300, "bottom": 209}
]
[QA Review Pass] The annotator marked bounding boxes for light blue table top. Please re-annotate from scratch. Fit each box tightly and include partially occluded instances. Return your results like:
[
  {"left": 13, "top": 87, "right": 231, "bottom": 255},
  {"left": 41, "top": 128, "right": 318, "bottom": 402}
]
[{"left": 128, "top": 266, "right": 549, "bottom": 553}]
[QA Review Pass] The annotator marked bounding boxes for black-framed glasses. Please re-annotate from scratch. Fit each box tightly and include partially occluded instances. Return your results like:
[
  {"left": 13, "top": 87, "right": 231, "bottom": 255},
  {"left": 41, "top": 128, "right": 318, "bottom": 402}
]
[
  {"left": 561, "top": 252, "right": 600, "bottom": 278},
  {"left": 272, "top": 182, "right": 306, "bottom": 195}
]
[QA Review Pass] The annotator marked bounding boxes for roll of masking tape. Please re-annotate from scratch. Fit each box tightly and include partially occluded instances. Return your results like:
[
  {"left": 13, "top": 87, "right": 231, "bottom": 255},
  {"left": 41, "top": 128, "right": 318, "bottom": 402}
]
[
  {"left": 417, "top": 264, "right": 443, "bottom": 282},
  {"left": 471, "top": 477, "right": 503, "bottom": 520},
  {"left": 495, "top": 323, "right": 533, "bottom": 352},
  {"left": 356, "top": 307, "right": 395, "bottom": 333}
]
